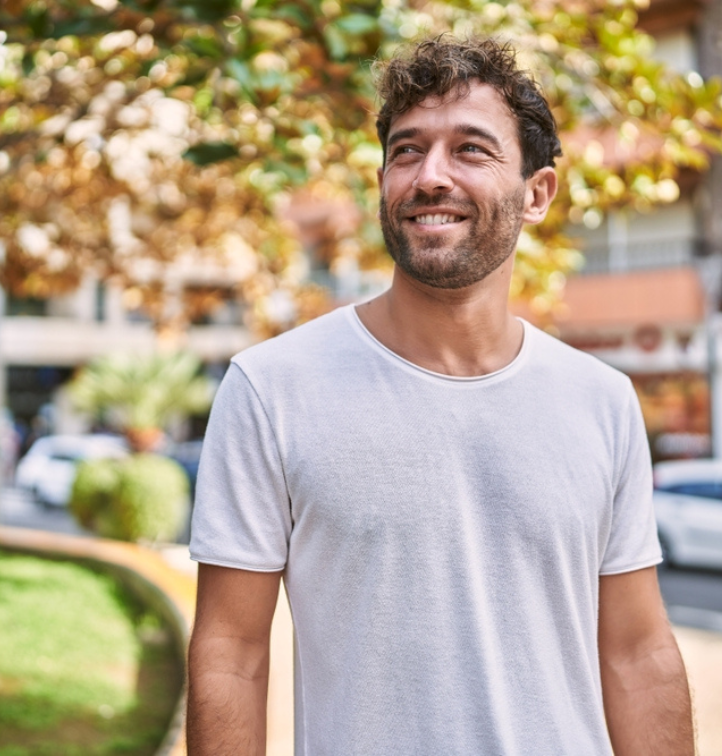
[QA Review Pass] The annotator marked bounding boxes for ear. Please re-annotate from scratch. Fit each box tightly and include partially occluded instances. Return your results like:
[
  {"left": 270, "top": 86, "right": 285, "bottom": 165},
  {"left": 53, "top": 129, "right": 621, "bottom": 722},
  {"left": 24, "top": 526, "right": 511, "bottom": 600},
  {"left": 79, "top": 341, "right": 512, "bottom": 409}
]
[{"left": 522, "top": 167, "right": 557, "bottom": 225}]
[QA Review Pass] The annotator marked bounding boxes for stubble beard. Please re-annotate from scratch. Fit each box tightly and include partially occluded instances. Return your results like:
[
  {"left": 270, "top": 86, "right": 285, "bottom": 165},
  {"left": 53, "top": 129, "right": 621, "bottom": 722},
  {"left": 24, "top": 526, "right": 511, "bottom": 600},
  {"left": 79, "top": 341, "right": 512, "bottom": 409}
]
[{"left": 379, "top": 187, "right": 527, "bottom": 290}]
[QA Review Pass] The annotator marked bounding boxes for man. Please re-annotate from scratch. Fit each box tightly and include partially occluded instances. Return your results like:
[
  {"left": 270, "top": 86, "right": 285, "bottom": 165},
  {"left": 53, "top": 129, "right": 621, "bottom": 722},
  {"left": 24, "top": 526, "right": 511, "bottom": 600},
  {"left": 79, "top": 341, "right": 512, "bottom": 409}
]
[{"left": 187, "top": 36, "right": 693, "bottom": 755}]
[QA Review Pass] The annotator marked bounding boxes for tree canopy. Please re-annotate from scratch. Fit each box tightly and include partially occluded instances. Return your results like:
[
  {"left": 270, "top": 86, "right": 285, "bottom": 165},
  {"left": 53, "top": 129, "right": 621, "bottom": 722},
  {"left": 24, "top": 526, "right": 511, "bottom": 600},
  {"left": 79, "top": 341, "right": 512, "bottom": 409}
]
[{"left": 2, "top": 0, "right": 721, "bottom": 334}]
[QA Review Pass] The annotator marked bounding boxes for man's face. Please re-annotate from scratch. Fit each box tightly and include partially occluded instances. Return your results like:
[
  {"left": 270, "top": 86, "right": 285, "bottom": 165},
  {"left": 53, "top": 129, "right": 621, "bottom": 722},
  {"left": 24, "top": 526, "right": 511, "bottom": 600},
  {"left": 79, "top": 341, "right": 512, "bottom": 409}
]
[{"left": 378, "top": 82, "right": 534, "bottom": 290}]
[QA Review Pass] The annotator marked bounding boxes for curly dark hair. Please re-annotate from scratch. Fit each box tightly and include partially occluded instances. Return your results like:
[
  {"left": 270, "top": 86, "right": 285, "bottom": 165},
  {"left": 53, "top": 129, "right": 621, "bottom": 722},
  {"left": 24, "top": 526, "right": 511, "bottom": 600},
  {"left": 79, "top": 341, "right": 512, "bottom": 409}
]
[{"left": 374, "top": 36, "right": 562, "bottom": 178}]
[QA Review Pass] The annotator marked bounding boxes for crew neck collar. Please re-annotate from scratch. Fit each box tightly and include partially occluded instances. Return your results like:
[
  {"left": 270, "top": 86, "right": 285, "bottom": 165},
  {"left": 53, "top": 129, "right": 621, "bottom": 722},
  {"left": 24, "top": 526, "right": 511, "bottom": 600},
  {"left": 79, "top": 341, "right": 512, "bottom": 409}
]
[{"left": 345, "top": 304, "right": 531, "bottom": 385}]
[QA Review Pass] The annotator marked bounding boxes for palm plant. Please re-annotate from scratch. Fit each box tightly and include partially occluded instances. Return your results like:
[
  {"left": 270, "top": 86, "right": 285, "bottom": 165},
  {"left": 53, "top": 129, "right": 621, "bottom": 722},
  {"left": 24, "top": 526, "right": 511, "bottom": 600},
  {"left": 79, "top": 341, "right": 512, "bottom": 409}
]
[{"left": 68, "top": 351, "right": 214, "bottom": 451}]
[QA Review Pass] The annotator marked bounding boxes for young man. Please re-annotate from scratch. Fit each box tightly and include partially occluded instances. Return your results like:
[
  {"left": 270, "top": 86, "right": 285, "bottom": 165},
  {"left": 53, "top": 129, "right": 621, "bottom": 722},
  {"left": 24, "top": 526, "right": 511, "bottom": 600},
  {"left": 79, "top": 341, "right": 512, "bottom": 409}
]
[{"left": 187, "top": 37, "right": 693, "bottom": 755}]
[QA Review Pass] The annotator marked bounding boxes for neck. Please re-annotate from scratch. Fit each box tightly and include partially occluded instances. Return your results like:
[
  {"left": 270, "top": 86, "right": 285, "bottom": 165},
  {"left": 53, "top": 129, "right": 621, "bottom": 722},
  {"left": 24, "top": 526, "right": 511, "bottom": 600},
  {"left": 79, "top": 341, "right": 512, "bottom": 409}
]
[{"left": 356, "top": 262, "right": 523, "bottom": 377}]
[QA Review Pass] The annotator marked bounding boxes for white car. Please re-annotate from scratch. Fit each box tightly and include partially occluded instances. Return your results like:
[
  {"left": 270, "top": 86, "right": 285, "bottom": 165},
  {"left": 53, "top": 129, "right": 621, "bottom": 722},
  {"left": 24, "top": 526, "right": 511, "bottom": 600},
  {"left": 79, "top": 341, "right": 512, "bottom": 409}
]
[
  {"left": 15, "top": 434, "right": 128, "bottom": 507},
  {"left": 653, "top": 459, "right": 722, "bottom": 570}
]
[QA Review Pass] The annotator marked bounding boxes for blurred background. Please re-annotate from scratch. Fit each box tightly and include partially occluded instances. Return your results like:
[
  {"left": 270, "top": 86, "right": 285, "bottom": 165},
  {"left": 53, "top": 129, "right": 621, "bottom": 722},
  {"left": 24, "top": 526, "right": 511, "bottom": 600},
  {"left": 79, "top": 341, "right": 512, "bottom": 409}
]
[{"left": 3, "top": 0, "right": 722, "bottom": 753}]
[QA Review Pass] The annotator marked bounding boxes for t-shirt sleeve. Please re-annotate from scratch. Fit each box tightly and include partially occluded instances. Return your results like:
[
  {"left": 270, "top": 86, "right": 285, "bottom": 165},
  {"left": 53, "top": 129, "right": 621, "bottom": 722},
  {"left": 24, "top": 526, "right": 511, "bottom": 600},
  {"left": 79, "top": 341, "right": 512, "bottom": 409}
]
[
  {"left": 189, "top": 362, "right": 291, "bottom": 571},
  {"left": 599, "top": 380, "right": 662, "bottom": 575}
]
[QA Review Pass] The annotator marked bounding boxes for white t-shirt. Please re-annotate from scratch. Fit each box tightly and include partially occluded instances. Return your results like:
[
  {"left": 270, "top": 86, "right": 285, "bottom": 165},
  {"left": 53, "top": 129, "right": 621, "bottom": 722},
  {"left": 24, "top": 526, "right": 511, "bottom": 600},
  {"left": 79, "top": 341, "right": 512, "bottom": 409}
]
[{"left": 190, "top": 304, "right": 661, "bottom": 756}]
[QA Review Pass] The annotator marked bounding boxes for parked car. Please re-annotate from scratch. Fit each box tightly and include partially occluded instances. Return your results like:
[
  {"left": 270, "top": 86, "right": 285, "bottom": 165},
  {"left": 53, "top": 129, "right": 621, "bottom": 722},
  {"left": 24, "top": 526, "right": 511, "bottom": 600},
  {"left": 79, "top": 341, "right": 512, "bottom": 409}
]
[
  {"left": 15, "top": 434, "right": 128, "bottom": 507},
  {"left": 653, "top": 459, "right": 722, "bottom": 570}
]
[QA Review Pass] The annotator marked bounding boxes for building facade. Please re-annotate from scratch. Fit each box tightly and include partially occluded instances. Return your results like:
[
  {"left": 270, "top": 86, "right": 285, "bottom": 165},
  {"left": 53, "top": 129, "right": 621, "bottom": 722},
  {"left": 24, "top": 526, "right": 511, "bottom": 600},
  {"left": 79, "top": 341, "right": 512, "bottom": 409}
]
[
  {"left": 0, "top": 272, "right": 251, "bottom": 446},
  {"left": 553, "top": 0, "right": 722, "bottom": 460}
]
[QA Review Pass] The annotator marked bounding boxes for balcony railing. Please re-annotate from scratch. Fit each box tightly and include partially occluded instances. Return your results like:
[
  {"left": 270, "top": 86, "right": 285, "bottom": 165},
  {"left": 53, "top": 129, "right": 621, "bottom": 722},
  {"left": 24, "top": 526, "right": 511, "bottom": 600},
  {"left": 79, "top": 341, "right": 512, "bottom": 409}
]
[{"left": 579, "top": 236, "right": 697, "bottom": 275}]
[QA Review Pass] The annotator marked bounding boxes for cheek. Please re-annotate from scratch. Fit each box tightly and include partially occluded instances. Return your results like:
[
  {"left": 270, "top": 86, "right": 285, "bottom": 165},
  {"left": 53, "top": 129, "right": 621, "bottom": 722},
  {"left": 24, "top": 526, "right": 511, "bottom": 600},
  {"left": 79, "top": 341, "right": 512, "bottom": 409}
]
[
  {"left": 382, "top": 166, "right": 415, "bottom": 195},
  {"left": 380, "top": 188, "right": 405, "bottom": 217}
]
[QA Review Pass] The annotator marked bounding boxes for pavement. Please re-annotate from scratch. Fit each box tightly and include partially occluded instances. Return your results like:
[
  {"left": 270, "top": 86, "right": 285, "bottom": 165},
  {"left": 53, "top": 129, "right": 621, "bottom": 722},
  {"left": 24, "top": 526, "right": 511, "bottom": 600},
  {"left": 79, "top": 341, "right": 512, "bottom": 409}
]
[
  {"left": 673, "top": 626, "right": 722, "bottom": 755},
  {"left": 1, "top": 520, "right": 721, "bottom": 755}
]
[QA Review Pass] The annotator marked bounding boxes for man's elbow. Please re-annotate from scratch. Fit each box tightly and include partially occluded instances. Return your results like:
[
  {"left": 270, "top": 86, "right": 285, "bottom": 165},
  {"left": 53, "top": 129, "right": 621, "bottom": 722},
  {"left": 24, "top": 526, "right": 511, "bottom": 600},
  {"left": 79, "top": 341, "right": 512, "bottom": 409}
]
[
  {"left": 601, "top": 634, "right": 688, "bottom": 694},
  {"left": 188, "top": 630, "right": 272, "bottom": 685}
]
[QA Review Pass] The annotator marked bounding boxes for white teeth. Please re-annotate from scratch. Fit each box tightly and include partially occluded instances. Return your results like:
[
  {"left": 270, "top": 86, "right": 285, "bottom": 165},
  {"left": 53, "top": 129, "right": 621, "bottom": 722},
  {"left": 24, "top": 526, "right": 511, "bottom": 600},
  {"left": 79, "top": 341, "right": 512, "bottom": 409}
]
[{"left": 414, "top": 213, "right": 462, "bottom": 225}]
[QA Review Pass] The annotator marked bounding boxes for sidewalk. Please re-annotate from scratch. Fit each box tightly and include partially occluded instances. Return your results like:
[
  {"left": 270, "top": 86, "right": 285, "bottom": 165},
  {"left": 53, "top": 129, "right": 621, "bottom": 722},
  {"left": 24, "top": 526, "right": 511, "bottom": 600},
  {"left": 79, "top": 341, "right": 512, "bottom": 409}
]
[
  {"left": 674, "top": 625, "right": 722, "bottom": 755},
  {"left": 2, "top": 527, "right": 720, "bottom": 755}
]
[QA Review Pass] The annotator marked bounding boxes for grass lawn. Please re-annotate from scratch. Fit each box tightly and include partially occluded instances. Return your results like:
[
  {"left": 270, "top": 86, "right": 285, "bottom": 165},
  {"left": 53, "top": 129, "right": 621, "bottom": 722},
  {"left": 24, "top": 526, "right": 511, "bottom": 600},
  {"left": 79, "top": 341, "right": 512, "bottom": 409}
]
[{"left": 0, "top": 549, "right": 183, "bottom": 756}]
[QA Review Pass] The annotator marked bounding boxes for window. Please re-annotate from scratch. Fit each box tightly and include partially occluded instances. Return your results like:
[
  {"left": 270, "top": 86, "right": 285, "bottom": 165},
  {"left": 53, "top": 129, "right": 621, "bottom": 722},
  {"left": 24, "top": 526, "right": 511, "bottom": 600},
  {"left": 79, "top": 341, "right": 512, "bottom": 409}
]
[{"left": 5, "top": 295, "right": 48, "bottom": 317}]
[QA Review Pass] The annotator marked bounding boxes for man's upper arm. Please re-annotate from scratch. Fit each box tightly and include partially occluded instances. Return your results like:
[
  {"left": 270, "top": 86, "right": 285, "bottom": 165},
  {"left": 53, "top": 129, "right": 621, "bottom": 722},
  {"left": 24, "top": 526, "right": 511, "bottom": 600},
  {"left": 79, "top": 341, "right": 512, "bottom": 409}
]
[
  {"left": 187, "top": 565, "right": 283, "bottom": 755},
  {"left": 598, "top": 566, "right": 670, "bottom": 653},
  {"left": 192, "top": 563, "right": 282, "bottom": 647}
]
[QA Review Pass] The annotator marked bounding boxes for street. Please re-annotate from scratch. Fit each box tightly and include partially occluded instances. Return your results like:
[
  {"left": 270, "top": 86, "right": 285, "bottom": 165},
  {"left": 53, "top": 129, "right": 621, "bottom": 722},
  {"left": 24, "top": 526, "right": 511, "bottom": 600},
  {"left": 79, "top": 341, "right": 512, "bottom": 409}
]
[
  {"left": 0, "top": 484, "right": 192, "bottom": 544},
  {"left": 1, "top": 485, "right": 721, "bottom": 632},
  {"left": 659, "top": 567, "right": 722, "bottom": 633},
  {"left": 0, "top": 485, "right": 86, "bottom": 537}
]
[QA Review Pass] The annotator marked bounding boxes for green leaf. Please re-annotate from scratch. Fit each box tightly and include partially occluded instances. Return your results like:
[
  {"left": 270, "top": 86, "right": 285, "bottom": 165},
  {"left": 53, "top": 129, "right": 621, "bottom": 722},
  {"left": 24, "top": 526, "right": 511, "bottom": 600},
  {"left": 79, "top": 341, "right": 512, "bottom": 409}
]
[
  {"left": 119, "top": 0, "right": 164, "bottom": 10},
  {"left": 225, "top": 58, "right": 261, "bottom": 103},
  {"left": 274, "top": 4, "right": 315, "bottom": 29},
  {"left": 226, "top": 58, "right": 253, "bottom": 87},
  {"left": 183, "top": 142, "right": 239, "bottom": 165},
  {"left": 334, "top": 13, "right": 378, "bottom": 35},
  {"left": 175, "top": 0, "right": 239, "bottom": 23},
  {"left": 21, "top": 52, "right": 35, "bottom": 78},
  {"left": 184, "top": 35, "right": 225, "bottom": 59},
  {"left": 254, "top": 69, "right": 287, "bottom": 92},
  {"left": 264, "top": 159, "right": 308, "bottom": 185},
  {"left": 51, "top": 17, "right": 114, "bottom": 39},
  {"left": 180, "top": 64, "right": 213, "bottom": 87},
  {"left": 323, "top": 24, "right": 347, "bottom": 61},
  {"left": 26, "top": 7, "right": 52, "bottom": 39}
]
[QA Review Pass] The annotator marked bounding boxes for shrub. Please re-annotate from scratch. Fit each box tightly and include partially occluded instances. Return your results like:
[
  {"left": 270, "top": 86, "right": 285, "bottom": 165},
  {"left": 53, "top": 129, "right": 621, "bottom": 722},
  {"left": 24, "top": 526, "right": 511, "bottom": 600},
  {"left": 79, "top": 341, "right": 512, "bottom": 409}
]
[
  {"left": 69, "top": 457, "right": 124, "bottom": 537},
  {"left": 70, "top": 454, "right": 189, "bottom": 543}
]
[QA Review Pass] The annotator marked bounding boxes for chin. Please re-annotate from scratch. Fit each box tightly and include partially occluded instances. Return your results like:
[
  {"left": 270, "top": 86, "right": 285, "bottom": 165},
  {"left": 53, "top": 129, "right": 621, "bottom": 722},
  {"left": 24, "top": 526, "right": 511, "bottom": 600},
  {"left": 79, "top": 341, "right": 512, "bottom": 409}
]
[{"left": 397, "top": 261, "right": 487, "bottom": 290}]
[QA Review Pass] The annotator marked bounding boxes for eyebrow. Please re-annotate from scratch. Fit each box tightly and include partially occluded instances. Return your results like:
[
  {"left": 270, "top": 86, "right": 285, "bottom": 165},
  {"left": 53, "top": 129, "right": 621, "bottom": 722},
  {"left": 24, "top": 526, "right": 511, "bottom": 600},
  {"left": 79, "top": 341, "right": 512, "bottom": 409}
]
[{"left": 387, "top": 124, "right": 504, "bottom": 153}]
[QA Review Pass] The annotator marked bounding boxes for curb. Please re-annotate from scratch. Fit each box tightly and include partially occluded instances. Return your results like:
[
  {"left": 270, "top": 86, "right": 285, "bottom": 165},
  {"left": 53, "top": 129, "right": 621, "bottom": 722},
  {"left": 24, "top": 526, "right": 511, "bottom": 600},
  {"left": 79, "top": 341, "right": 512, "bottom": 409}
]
[{"left": 0, "top": 525, "right": 195, "bottom": 756}]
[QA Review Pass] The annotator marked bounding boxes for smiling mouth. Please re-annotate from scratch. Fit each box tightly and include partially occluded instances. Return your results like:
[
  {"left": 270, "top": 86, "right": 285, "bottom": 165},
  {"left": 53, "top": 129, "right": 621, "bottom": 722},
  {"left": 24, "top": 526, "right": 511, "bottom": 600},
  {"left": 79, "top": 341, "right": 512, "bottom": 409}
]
[{"left": 412, "top": 213, "right": 465, "bottom": 225}]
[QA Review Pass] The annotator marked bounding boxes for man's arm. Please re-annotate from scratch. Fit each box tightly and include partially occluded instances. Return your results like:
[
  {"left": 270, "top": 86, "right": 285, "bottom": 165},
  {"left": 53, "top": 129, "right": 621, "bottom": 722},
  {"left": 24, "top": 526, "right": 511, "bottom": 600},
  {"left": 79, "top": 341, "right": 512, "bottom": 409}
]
[
  {"left": 598, "top": 566, "right": 694, "bottom": 755},
  {"left": 187, "top": 563, "right": 283, "bottom": 756}
]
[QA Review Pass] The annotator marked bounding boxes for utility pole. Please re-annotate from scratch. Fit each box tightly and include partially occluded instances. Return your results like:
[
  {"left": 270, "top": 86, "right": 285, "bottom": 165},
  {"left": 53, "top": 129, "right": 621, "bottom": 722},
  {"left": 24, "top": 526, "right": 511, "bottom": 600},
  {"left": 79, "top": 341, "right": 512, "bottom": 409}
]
[{"left": 709, "top": 314, "right": 722, "bottom": 459}]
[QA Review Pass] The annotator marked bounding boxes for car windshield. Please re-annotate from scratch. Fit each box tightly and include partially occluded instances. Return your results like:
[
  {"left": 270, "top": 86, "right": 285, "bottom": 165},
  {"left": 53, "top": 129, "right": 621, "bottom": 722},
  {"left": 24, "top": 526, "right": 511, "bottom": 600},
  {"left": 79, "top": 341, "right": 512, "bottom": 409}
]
[{"left": 660, "top": 482, "right": 722, "bottom": 500}]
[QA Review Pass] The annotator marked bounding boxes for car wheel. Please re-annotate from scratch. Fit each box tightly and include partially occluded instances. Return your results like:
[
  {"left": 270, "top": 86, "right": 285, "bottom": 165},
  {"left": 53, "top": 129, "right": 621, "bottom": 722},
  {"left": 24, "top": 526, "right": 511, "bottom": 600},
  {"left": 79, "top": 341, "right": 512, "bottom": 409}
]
[{"left": 658, "top": 532, "right": 674, "bottom": 568}]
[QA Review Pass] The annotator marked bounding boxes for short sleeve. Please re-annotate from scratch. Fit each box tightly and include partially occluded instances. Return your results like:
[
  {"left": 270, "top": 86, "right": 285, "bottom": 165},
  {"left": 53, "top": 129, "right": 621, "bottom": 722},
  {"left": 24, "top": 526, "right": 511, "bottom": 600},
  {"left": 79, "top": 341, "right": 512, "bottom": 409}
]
[
  {"left": 599, "top": 381, "right": 662, "bottom": 575},
  {"left": 189, "top": 362, "right": 291, "bottom": 571}
]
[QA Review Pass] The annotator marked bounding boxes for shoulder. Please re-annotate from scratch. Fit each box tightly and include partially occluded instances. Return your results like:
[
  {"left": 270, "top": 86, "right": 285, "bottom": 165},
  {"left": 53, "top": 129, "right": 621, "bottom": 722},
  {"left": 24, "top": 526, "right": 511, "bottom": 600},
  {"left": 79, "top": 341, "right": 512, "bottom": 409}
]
[
  {"left": 230, "top": 304, "right": 358, "bottom": 382},
  {"left": 523, "top": 321, "right": 634, "bottom": 401}
]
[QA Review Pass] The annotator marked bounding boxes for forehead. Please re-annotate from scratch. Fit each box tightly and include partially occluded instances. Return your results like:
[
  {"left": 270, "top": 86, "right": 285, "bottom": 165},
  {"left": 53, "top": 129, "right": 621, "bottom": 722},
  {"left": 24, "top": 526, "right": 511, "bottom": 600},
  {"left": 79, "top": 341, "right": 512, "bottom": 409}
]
[{"left": 388, "top": 82, "right": 520, "bottom": 151}]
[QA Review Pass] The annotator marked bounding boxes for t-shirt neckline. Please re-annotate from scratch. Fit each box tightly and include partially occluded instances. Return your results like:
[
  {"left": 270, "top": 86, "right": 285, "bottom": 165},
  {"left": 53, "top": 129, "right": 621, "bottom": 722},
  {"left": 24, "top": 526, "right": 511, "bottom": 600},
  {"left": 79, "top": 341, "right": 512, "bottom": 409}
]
[{"left": 345, "top": 303, "right": 531, "bottom": 385}]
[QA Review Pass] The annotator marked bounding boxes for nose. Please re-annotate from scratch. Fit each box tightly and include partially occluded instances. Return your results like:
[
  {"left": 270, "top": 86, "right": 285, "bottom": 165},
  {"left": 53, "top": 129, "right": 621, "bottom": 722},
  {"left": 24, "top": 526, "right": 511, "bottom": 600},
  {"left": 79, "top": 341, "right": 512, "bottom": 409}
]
[{"left": 412, "top": 148, "right": 454, "bottom": 194}]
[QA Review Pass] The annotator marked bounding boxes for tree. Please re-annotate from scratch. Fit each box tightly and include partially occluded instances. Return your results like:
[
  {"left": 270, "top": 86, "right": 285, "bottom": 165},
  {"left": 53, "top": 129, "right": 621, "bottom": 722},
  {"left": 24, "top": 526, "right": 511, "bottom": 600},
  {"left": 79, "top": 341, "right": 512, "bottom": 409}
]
[
  {"left": 67, "top": 350, "right": 214, "bottom": 450},
  {"left": 1, "top": 0, "right": 721, "bottom": 332}
]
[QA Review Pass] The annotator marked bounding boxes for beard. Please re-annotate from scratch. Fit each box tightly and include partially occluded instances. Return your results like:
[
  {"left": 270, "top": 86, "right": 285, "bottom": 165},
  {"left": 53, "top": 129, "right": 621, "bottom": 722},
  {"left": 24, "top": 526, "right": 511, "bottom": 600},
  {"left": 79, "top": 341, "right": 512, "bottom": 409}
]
[{"left": 379, "top": 186, "right": 527, "bottom": 290}]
